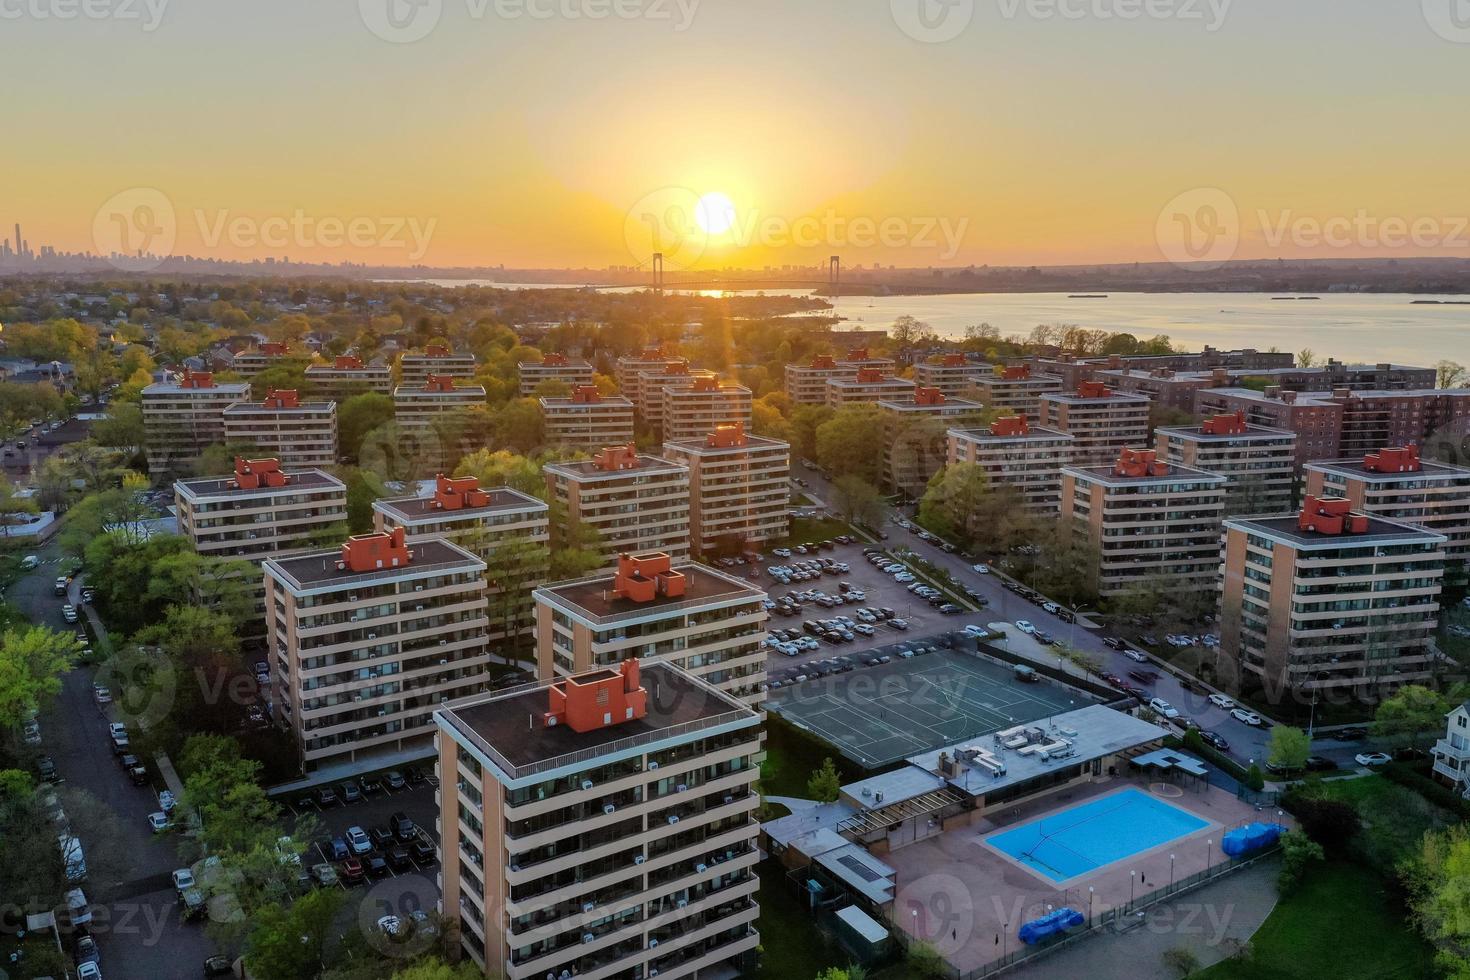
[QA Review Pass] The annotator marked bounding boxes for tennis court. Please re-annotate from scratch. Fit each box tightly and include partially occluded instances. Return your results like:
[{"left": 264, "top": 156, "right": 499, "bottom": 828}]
[{"left": 768, "top": 649, "right": 1087, "bottom": 769}]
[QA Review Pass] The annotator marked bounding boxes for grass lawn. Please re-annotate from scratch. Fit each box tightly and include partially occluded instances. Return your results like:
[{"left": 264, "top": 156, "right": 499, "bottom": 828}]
[
  {"left": 1306, "top": 774, "right": 1456, "bottom": 874},
  {"left": 753, "top": 859, "right": 847, "bottom": 980},
  {"left": 760, "top": 716, "right": 857, "bottom": 799},
  {"left": 781, "top": 516, "right": 860, "bottom": 548},
  {"left": 1196, "top": 862, "right": 1433, "bottom": 980}
]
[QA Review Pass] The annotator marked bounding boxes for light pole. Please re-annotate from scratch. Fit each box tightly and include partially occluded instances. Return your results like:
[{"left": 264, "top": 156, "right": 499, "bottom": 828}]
[
  {"left": 1088, "top": 886, "right": 1095, "bottom": 927},
  {"left": 1170, "top": 853, "right": 1176, "bottom": 888},
  {"left": 1207, "top": 839, "right": 1213, "bottom": 872},
  {"left": 1003, "top": 922, "right": 1009, "bottom": 958},
  {"left": 1130, "top": 869, "right": 1136, "bottom": 909},
  {"left": 1070, "top": 604, "right": 1091, "bottom": 649}
]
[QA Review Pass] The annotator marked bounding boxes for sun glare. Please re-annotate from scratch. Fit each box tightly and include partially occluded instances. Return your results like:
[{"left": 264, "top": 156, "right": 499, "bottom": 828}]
[{"left": 694, "top": 192, "right": 737, "bottom": 236}]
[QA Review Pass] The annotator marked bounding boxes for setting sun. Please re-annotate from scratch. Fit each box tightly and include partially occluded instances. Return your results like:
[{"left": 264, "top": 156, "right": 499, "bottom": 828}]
[{"left": 694, "top": 192, "right": 737, "bottom": 236}]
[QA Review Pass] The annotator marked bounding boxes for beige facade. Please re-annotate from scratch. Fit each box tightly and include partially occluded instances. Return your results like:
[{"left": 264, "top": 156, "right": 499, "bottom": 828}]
[
  {"left": 972, "top": 368, "right": 1064, "bottom": 422},
  {"left": 1041, "top": 383, "right": 1152, "bottom": 465},
  {"left": 533, "top": 554, "right": 768, "bottom": 707},
  {"left": 231, "top": 343, "right": 296, "bottom": 379},
  {"left": 661, "top": 380, "right": 753, "bottom": 442},
  {"left": 615, "top": 350, "right": 687, "bottom": 411},
  {"left": 1220, "top": 499, "right": 1446, "bottom": 696},
  {"left": 305, "top": 357, "right": 393, "bottom": 397},
  {"left": 784, "top": 352, "right": 895, "bottom": 405},
  {"left": 263, "top": 529, "right": 491, "bottom": 771},
  {"left": 947, "top": 418, "right": 1075, "bottom": 513},
  {"left": 434, "top": 657, "right": 761, "bottom": 978},
  {"left": 222, "top": 390, "right": 338, "bottom": 469},
  {"left": 1303, "top": 447, "right": 1470, "bottom": 572},
  {"left": 826, "top": 372, "right": 916, "bottom": 408},
  {"left": 544, "top": 447, "right": 691, "bottom": 565},
  {"left": 662, "top": 425, "right": 791, "bottom": 556},
  {"left": 518, "top": 355, "right": 595, "bottom": 396},
  {"left": 878, "top": 391, "right": 986, "bottom": 498},
  {"left": 374, "top": 476, "right": 550, "bottom": 647},
  {"left": 638, "top": 368, "right": 714, "bottom": 424},
  {"left": 540, "top": 389, "right": 636, "bottom": 449},
  {"left": 1155, "top": 413, "right": 1299, "bottom": 516},
  {"left": 1061, "top": 450, "right": 1227, "bottom": 597},
  {"left": 142, "top": 371, "right": 251, "bottom": 475},
  {"left": 399, "top": 348, "right": 478, "bottom": 387},
  {"left": 393, "top": 378, "right": 487, "bottom": 435},
  {"left": 914, "top": 356, "right": 988, "bottom": 395}
]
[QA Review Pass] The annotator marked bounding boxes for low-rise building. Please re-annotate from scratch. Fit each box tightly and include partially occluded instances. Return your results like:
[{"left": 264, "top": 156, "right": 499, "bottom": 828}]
[
  {"left": 222, "top": 389, "right": 338, "bottom": 470},
  {"left": 374, "top": 475, "right": 550, "bottom": 647},
  {"left": 1155, "top": 411, "right": 1299, "bottom": 516},
  {"left": 826, "top": 367, "right": 915, "bottom": 408},
  {"left": 263, "top": 528, "right": 491, "bottom": 771},
  {"left": 142, "top": 369, "right": 251, "bottom": 475},
  {"left": 399, "top": 345, "right": 477, "bottom": 387},
  {"left": 947, "top": 415, "right": 1075, "bottom": 513},
  {"left": 540, "top": 385, "right": 636, "bottom": 449},
  {"left": 544, "top": 446, "right": 691, "bottom": 565},
  {"left": 662, "top": 377, "right": 753, "bottom": 442},
  {"left": 878, "top": 388, "right": 986, "bottom": 498},
  {"left": 914, "top": 354, "right": 988, "bottom": 396},
  {"left": 1041, "top": 381, "right": 1152, "bottom": 465},
  {"left": 533, "top": 552, "right": 767, "bottom": 706},
  {"left": 663, "top": 423, "right": 791, "bottom": 556},
  {"left": 1432, "top": 702, "right": 1470, "bottom": 791},
  {"left": 434, "top": 658, "right": 762, "bottom": 978},
  {"left": 305, "top": 355, "right": 393, "bottom": 397},
  {"left": 518, "top": 352, "right": 595, "bottom": 396},
  {"left": 1220, "top": 497, "right": 1446, "bottom": 697},
  {"left": 394, "top": 375, "right": 487, "bottom": 435},
  {"left": 972, "top": 365, "right": 1064, "bottom": 423},
  {"left": 1304, "top": 445, "right": 1470, "bottom": 576},
  {"left": 1061, "top": 448, "right": 1227, "bottom": 598}
]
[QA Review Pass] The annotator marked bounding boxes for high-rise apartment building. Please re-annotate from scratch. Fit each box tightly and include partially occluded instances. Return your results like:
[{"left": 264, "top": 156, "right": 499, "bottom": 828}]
[
  {"left": 914, "top": 353, "right": 988, "bottom": 395},
  {"left": 532, "top": 552, "right": 767, "bottom": 706},
  {"left": 615, "top": 348, "right": 688, "bottom": 412},
  {"left": 222, "top": 389, "right": 338, "bottom": 470},
  {"left": 662, "top": 378, "right": 753, "bottom": 442},
  {"left": 433, "top": 657, "right": 761, "bottom": 978},
  {"left": 1041, "top": 381, "right": 1152, "bottom": 465},
  {"left": 826, "top": 367, "right": 915, "bottom": 407},
  {"left": 305, "top": 355, "right": 393, "bottom": 397},
  {"left": 394, "top": 375, "right": 488, "bottom": 436},
  {"left": 518, "top": 352, "right": 596, "bottom": 396},
  {"left": 877, "top": 388, "right": 986, "bottom": 497},
  {"left": 972, "top": 365, "right": 1064, "bottom": 422},
  {"left": 400, "top": 345, "right": 477, "bottom": 387},
  {"left": 544, "top": 447, "right": 691, "bottom": 565},
  {"left": 1220, "top": 497, "right": 1446, "bottom": 697},
  {"left": 142, "top": 369, "right": 251, "bottom": 475},
  {"left": 638, "top": 366, "right": 714, "bottom": 424},
  {"left": 1061, "top": 448, "right": 1227, "bottom": 597},
  {"left": 947, "top": 415, "right": 1075, "bottom": 513},
  {"left": 374, "top": 475, "right": 550, "bottom": 646},
  {"left": 662, "top": 423, "right": 791, "bottom": 556},
  {"left": 783, "top": 349, "right": 896, "bottom": 405},
  {"left": 263, "top": 528, "right": 491, "bottom": 771},
  {"left": 540, "top": 386, "right": 637, "bottom": 449},
  {"left": 1155, "top": 411, "right": 1299, "bottom": 516},
  {"left": 231, "top": 342, "right": 295, "bottom": 379}
]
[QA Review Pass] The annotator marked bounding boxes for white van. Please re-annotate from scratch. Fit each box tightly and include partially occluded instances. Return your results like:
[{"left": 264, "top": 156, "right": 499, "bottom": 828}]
[{"left": 58, "top": 833, "right": 87, "bottom": 883}]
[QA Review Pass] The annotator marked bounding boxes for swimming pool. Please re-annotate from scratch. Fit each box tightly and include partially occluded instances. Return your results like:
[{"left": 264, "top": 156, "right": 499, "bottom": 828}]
[{"left": 984, "top": 788, "right": 1210, "bottom": 883}]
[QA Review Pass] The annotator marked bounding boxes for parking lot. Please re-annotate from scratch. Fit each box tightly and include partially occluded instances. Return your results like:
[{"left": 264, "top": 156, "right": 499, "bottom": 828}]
[
  {"left": 757, "top": 535, "right": 985, "bottom": 676},
  {"left": 279, "top": 772, "right": 442, "bottom": 891}
]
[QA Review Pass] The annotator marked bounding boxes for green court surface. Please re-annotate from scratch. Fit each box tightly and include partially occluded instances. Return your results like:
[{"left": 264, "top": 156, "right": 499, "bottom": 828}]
[{"left": 769, "top": 649, "right": 1085, "bottom": 769}]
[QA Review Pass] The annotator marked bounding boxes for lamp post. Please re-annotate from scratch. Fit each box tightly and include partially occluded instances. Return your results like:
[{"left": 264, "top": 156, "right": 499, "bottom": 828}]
[
  {"left": 1070, "top": 604, "right": 1091, "bottom": 649},
  {"left": 1170, "top": 853, "right": 1176, "bottom": 888},
  {"left": 1130, "top": 869, "right": 1136, "bottom": 909},
  {"left": 1003, "top": 922, "right": 1009, "bottom": 959},
  {"left": 1088, "top": 886, "right": 1095, "bottom": 927},
  {"left": 1207, "top": 838, "right": 1213, "bottom": 872}
]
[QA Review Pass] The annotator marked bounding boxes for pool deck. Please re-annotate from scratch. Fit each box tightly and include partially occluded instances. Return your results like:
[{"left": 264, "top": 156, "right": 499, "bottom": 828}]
[{"left": 885, "top": 775, "right": 1291, "bottom": 976}]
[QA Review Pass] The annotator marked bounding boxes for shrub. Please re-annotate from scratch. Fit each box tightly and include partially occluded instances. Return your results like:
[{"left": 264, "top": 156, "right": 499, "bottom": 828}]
[
  {"left": 1380, "top": 761, "right": 1470, "bottom": 820},
  {"left": 1282, "top": 793, "right": 1361, "bottom": 854},
  {"left": 1278, "top": 829, "right": 1325, "bottom": 893},
  {"left": 1245, "top": 763, "right": 1266, "bottom": 792},
  {"left": 1162, "top": 946, "right": 1201, "bottom": 977}
]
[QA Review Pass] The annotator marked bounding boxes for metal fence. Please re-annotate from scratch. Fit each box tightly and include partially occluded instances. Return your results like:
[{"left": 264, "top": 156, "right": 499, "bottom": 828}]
[{"left": 888, "top": 844, "right": 1281, "bottom": 980}]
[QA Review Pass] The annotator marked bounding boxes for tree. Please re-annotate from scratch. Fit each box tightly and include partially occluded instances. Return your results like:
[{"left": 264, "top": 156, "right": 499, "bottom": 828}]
[
  {"left": 337, "top": 392, "right": 395, "bottom": 462},
  {"left": 1374, "top": 684, "right": 1449, "bottom": 752},
  {"left": 1283, "top": 792, "right": 1359, "bottom": 854},
  {"left": 1298, "top": 348, "right": 1317, "bottom": 368},
  {"left": 807, "top": 757, "right": 841, "bottom": 803},
  {"left": 917, "top": 463, "right": 990, "bottom": 542},
  {"left": 831, "top": 476, "right": 885, "bottom": 529},
  {"left": 816, "top": 405, "right": 884, "bottom": 484},
  {"left": 1438, "top": 360, "right": 1469, "bottom": 390},
  {"left": 496, "top": 397, "right": 545, "bottom": 454},
  {"left": 480, "top": 534, "right": 550, "bottom": 654},
  {"left": 0, "top": 773, "right": 67, "bottom": 906},
  {"left": 1162, "top": 947, "right": 1201, "bottom": 977},
  {"left": 751, "top": 398, "right": 793, "bottom": 443},
  {"left": 389, "top": 961, "right": 483, "bottom": 980},
  {"left": 0, "top": 626, "right": 81, "bottom": 728},
  {"left": 1278, "top": 830, "right": 1324, "bottom": 893},
  {"left": 1408, "top": 823, "right": 1470, "bottom": 974},
  {"left": 1266, "top": 725, "right": 1310, "bottom": 773},
  {"left": 456, "top": 449, "right": 545, "bottom": 499},
  {"left": 244, "top": 887, "right": 348, "bottom": 980},
  {"left": 905, "top": 940, "right": 948, "bottom": 979},
  {"left": 889, "top": 315, "right": 936, "bottom": 363},
  {"left": 790, "top": 404, "right": 834, "bottom": 462},
  {"left": 1244, "top": 763, "right": 1265, "bottom": 792}
]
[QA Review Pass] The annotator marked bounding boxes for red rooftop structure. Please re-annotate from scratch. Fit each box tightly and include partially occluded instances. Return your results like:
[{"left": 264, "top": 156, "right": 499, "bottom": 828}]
[
  {"left": 231, "top": 457, "right": 288, "bottom": 489},
  {"left": 259, "top": 342, "right": 290, "bottom": 357},
  {"left": 1364, "top": 445, "right": 1422, "bottom": 473},
  {"left": 990, "top": 415, "right": 1030, "bottom": 437},
  {"left": 856, "top": 367, "right": 886, "bottom": 383},
  {"left": 262, "top": 389, "right": 300, "bottom": 409},
  {"left": 999, "top": 365, "right": 1031, "bottom": 381},
  {"left": 1077, "top": 380, "right": 1113, "bottom": 399},
  {"left": 942, "top": 354, "right": 967, "bottom": 367},
  {"left": 692, "top": 376, "right": 720, "bottom": 392},
  {"left": 1299, "top": 495, "right": 1370, "bottom": 536},
  {"left": 1201, "top": 410, "right": 1248, "bottom": 436},
  {"left": 593, "top": 445, "right": 641, "bottom": 471},
  {"left": 542, "top": 352, "right": 568, "bottom": 367},
  {"left": 179, "top": 369, "right": 214, "bottom": 389},
  {"left": 334, "top": 355, "right": 364, "bottom": 370},
  {"left": 914, "top": 387, "right": 946, "bottom": 406},
  {"left": 707, "top": 422, "right": 748, "bottom": 448},
  {"left": 431, "top": 474, "right": 490, "bottom": 510},
  {"left": 338, "top": 527, "right": 412, "bottom": 573},
  {"left": 1113, "top": 448, "right": 1170, "bottom": 478},
  {"left": 425, "top": 344, "right": 451, "bottom": 356},
  {"left": 425, "top": 374, "right": 458, "bottom": 392},
  {"left": 611, "top": 553, "right": 686, "bottom": 603},
  {"left": 571, "top": 385, "right": 601, "bottom": 404},
  {"left": 846, "top": 347, "right": 870, "bottom": 360},
  {"left": 809, "top": 355, "right": 836, "bottom": 370},
  {"left": 543, "top": 659, "right": 648, "bottom": 733}
]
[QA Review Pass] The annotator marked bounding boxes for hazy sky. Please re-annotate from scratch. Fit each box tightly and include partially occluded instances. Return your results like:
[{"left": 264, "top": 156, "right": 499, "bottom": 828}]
[{"left": 7, "top": 0, "right": 1469, "bottom": 269}]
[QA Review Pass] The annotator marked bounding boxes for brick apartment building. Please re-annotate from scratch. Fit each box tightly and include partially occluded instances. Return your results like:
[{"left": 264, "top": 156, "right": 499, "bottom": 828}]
[
  {"left": 394, "top": 374, "right": 488, "bottom": 436},
  {"left": 142, "top": 369, "right": 251, "bottom": 475},
  {"left": 913, "top": 353, "right": 989, "bottom": 396},
  {"left": 826, "top": 367, "right": 915, "bottom": 408},
  {"left": 230, "top": 341, "right": 295, "bottom": 379},
  {"left": 878, "top": 387, "right": 986, "bottom": 498},
  {"left": 662, "top": 423, "right": 791, "bottom": 556},
  {"left": 947, "top": 415, "right": 1075, "bottom": 513},
  {"left": 305, "top": 355, "right": 393, "bottom": 397},
  {"left": 784, "top": 349, "right": 896, "bottom": 405},
  {"left": 222, "top": 389, "right": 338, "bottom": 470},
  {"left": 544, "top": 446, "right": 691, "bottom": 565},
  {"left": 540, "top": 386, "right": 636, "bottom": 449},
  {"left": 399, "top": 345, "right": 477, "bottom": 387},
  {"left": 615, "top": 349, "right": 688, "bottom": 412},
  {"left": 518, "top": 352, "right": 595, "bottom": 396},
  {"left": 1155, "top": 411, "right": 1299, "bottom": 516},
  {"left": 1041, "top": 381, "right": 1152, "bottom": 465},
  {"left": 972, "top": 364, "right": 1064, "bottom": 422},
  {"left": 662, "top": 377, "right": 753, "bottom": 442},
  {"left": 433, "top": 657, "right": 761, "bottom": 978}
]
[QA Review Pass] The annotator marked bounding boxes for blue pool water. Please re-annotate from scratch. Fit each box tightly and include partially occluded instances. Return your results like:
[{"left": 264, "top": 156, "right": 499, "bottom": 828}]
[{"left": 985, "top": 788, "right": 1209, "bottom": 883}]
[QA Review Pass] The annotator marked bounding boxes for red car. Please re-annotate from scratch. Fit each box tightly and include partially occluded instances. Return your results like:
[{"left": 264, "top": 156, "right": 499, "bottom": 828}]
[{"left": 340, "top": 857, "right": 365, "bottom": 884}]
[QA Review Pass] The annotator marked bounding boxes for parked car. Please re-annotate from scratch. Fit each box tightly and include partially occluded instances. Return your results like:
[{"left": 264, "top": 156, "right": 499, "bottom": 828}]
[
  {"left": 311, "top": 862, "right": 339, "bottom": 886},
  {"left": 1207, "top": 693, "right": 1237, "bottom": 710},
  {"left": 1102, "top": 636, "right": 1127, "bottom": 650},
  {"left": 1148, "top": 698, "right": 1180, "bottom": 719},
  {"left": 148, "top": 811, "right": 172, "bottom": 833},
  {"left": 204, "top": 955, "right": 235, "bottom": 977},
  {"left": 346, "top": 826, "right": 372, "bottom": 855},
  {"left": 1231, "top": 708, "right": 1263, "bottom": 727},
  {"left": 1355, "top": 752, "right": 1392, "bottom": 767},
  {"left": 1123, "top": 649, "right": 1149, "bottom": 664},
  {"left": 340, "top": 857, "right": 365, "bottom": 883},
  {"left": 1015, "top": 620, "right": 1036, "bottom": 634},
  {"left": 340, "top": 782, "right": 362, "bottom": 804},
  {"left": 316, "top": 785, "right": 338, "bottom": 807},
  {"left": 1199, "top": 731, "right": 1229, "bottom": 751},
  {"left": 173, "top": 868, "right": 196, "bottom": 892},
  {"left": 972, "top": 563, "right": 989, "bottom": 574}
]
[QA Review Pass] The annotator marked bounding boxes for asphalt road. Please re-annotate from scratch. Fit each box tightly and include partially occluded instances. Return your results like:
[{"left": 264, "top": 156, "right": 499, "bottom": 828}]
[{"left": 789, "top": 466, "right": 1372, "bottom": 773}]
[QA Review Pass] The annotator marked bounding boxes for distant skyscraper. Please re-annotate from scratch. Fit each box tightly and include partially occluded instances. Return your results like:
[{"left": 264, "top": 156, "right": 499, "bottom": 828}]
[{"left": 13, "top": 225, "right": 20, "bottom": 258}]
